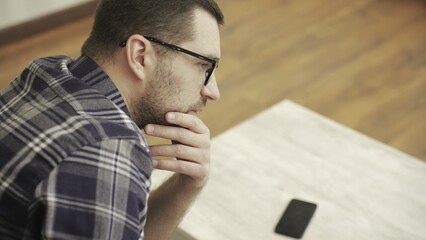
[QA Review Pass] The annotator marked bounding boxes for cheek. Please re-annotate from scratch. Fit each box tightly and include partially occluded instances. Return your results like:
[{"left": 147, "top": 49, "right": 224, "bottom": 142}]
[
  {"left": 161, "top": 60, "right": 205, "bottom": 107},
  {"left": 173, "top": 59, "right": 205, "bottom": 87},
  {"left": 171, "top": 70, "right": 203, "bottom": 99}
]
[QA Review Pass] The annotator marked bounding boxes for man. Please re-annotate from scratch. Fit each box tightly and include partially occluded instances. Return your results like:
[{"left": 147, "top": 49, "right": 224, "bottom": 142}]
[{"left": 0, "top": 0, "right": 224, "bottom": 239}]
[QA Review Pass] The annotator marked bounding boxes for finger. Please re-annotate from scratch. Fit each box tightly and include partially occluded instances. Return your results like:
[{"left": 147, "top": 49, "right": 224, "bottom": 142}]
[
  {"left": 165, "top": 112, "right": 209, "bottom": 134},
  {"left": 149, "top": 144, "right": 207, "bottom": 162},
  {"left": 153, "top": 159, "right": 207, "bottom": 180},
  {"left": 145, "top": 125, "right": 207, "bottom": 147}
]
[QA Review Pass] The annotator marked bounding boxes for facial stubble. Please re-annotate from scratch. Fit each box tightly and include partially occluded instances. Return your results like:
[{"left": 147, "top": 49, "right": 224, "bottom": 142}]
[{"left": 130, "top": 59, "right": 206, "bottom": 128}]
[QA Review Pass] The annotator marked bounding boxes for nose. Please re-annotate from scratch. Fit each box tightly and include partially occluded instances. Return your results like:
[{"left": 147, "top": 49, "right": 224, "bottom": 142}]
[{"left": 201, "top": 75, "right": 220, "bottom": 100}]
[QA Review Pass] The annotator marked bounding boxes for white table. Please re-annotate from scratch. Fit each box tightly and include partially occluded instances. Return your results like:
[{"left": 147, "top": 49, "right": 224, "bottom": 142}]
[{"left": 154, "top": 100, "right": 426, "bottom": 240}]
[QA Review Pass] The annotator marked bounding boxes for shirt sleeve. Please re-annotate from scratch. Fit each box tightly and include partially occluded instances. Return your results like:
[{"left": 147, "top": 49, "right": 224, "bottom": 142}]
[{"left": 27, "top": 138, "right": 152, "bottom": 240}]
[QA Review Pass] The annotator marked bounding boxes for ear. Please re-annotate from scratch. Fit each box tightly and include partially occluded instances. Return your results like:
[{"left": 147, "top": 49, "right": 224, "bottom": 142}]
[{"left": 124, "top": 34, "right": 154, "bottom": 81}]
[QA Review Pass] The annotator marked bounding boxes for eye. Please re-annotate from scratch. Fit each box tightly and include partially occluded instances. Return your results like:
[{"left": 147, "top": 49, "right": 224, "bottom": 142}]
[{"left": 200, "top": 62, "right": 211, "bottom": 69}]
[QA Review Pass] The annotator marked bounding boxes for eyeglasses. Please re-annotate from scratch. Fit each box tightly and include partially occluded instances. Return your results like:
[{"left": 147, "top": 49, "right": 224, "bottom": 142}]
[{"left": 120, "top": 36, "right": 218, "bottom": 86}]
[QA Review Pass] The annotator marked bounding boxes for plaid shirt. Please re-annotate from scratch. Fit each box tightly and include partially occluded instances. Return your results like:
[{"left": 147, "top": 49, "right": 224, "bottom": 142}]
[{"left": 0, "top": 56, "right": 153, "bottom": 239}]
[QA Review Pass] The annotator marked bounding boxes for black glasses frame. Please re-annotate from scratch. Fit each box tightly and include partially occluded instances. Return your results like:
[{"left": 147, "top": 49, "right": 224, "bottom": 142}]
[{"left": 120, "top": 36, "right": 218, "bottom": 86}]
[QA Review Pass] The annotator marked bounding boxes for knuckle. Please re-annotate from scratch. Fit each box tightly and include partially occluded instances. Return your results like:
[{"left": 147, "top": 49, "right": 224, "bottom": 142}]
[
  {"left": 193, "top": 117, "right": 200, "bottom": 127},
  {"left": 160, "top": 126, "right": 168, "bottom": 136},
  {"left": 177, "top": 161, "right": 188, "bottom": 173},
  {"left": 175, "top": 144, "right": 186, "bottom": 155},
  {"left": 177, "top": 128, "right": 187, "bottom": 141},
  {"left": 151, "top": 125, "right": 162, "bottom": 135}
]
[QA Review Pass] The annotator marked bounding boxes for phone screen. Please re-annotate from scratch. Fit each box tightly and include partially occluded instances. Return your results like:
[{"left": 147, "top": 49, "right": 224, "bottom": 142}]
[{"left": 274, "top": 199, "right": 317, "bottom": 239}]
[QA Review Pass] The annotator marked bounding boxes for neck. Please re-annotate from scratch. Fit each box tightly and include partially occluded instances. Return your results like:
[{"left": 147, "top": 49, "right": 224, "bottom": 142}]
[{"left": 91, "top": 54, "right": 137, "bottom": 115}]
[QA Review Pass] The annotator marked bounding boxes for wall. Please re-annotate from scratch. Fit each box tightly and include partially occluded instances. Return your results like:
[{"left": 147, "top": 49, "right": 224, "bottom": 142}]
[{"left": 0, "top": 0, "right": 90, "bottom": 29}]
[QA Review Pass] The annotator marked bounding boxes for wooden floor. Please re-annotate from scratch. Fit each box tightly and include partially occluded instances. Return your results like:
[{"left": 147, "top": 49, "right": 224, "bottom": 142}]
[{"left": 1, "top": 0, "right": 426, "bottom": 161}]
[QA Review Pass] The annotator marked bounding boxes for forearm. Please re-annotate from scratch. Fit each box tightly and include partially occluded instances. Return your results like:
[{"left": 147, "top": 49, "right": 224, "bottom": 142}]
[{"left": 144, "top": 173, "right": 203, "bottom": 240}]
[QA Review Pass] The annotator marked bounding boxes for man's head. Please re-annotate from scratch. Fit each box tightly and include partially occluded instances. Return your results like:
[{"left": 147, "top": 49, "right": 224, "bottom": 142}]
[
  {"left": 82, "top": 0, "right": 224, "bottom": 128},
  {"left": 82, "top": 0, "right": 224, "bottom": 62}
]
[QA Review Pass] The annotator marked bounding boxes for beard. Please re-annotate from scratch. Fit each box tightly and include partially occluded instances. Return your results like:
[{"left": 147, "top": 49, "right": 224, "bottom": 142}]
[{"left": 130, "top": 60, "right": 206, "bottom": 128}]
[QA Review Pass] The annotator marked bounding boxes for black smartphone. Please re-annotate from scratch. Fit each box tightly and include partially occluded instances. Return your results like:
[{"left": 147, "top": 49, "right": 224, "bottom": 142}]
[{"left": 274, "top": 199, "right": 317, "bottom": 239}]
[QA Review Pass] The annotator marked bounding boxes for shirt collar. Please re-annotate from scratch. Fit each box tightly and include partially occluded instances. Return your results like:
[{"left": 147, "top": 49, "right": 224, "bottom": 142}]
[{"left": 68, "top": 55, "right": 130, "bottom": 116}]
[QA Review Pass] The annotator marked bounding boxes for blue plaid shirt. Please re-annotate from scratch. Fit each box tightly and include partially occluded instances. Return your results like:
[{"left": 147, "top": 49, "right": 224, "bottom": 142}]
[{"left": 0, "top": 56, "right": 153, "bottom": 239}]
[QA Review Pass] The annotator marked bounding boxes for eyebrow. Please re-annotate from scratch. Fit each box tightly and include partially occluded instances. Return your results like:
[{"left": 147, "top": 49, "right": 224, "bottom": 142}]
[
  {"left": 207, "top": 56, "right": 220, "bottom": 62},
  {"left": 198, "top": 51, "right": 220, "bottom": 62},
  {"left": 194, "top": 54, "right": 220, "bottom": 63}
]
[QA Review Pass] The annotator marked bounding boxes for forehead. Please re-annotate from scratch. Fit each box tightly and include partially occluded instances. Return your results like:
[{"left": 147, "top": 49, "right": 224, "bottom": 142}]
[{"left": 181, "top": 8, "right": 221, "bottom": 59}]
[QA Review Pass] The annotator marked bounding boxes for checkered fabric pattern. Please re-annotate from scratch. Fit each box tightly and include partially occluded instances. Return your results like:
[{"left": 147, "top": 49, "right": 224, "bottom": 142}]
[{"left": 0, "top": 56, "right": 152, "bottom": 239}]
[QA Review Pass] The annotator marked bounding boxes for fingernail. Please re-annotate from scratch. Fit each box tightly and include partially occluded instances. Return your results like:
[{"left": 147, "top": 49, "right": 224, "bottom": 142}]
[
  {"left": 167, "top": 113, "right": 175, "bottom": 121},
  {"left": 145, "top": 125, "right": 154, "bottom": 134}
]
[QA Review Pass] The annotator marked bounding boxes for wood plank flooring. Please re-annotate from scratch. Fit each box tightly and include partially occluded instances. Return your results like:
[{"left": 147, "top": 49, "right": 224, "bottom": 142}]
[{"left": 1, "top": 0, "right": 425, "bottom": 161}]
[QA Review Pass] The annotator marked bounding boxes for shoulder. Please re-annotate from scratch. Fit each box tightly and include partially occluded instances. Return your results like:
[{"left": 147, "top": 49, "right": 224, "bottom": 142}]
[
  {"left": 36, "top": 111, "right": 150, "bottom": 164},
  {"left": 24, "top": 56, "right": 74, "bottom": 83},
  {"left": 62, "top": 138, "right": 153, "bottom": 182}
]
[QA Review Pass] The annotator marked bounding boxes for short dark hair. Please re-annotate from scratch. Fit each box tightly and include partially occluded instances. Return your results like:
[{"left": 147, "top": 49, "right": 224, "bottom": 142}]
[{"left": 81, "top": 0, "right": 224, "bottom": 61}]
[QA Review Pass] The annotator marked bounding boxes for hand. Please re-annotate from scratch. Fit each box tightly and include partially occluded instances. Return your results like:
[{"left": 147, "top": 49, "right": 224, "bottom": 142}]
[{"left": 144, "top": 112, "right": 211, "bottom": 190}]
